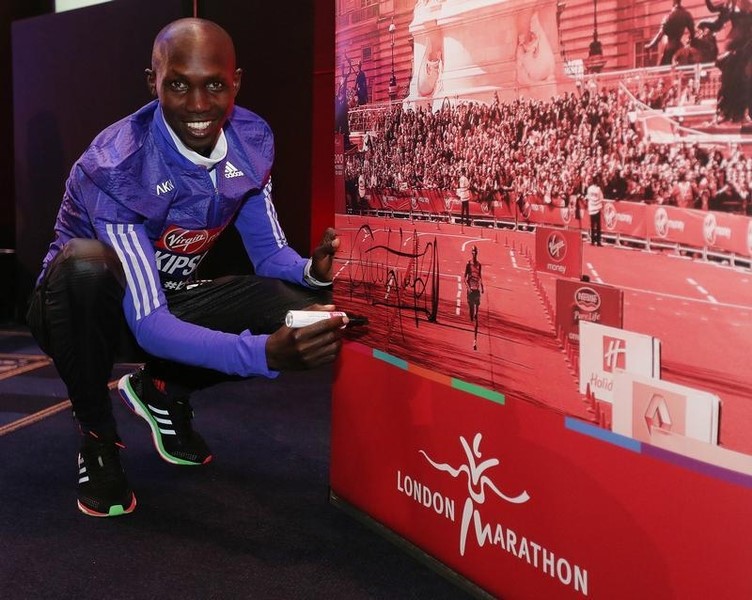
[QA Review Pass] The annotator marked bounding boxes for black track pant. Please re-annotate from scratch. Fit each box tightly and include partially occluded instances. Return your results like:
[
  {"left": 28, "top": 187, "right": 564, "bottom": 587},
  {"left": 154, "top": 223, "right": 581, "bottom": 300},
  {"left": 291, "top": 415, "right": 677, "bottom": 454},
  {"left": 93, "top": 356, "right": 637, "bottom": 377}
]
[
  {"left": 460, "top": 200, "right": 470, "bottom": 225},
  {"left": 26, "top": 239, "right": 331, "bottom": 433},
  {"left": 590, "top": 211, "right": 602, "bottom": 246}
]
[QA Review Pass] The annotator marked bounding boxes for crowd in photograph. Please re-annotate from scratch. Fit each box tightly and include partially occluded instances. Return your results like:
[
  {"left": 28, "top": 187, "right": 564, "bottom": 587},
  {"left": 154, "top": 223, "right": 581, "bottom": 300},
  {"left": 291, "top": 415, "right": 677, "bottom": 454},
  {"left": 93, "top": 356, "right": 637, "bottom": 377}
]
[{"left": 344, "top": 84, "right": 752, "bottom": 216}]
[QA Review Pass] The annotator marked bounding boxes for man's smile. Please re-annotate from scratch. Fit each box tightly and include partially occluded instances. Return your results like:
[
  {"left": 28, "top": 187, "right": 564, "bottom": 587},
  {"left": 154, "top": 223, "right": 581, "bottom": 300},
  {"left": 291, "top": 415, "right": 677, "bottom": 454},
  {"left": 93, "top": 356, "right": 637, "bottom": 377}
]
[{"left": 185, "top": 120, "right": 213, "bottom": 134}]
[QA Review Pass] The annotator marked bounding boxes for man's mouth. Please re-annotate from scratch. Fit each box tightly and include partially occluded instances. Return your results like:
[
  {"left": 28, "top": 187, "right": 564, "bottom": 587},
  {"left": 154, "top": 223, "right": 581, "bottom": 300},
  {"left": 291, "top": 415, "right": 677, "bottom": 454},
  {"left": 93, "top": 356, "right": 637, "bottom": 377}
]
[{"left": 185, "top": 121, "right": 213, "bottom": 134}]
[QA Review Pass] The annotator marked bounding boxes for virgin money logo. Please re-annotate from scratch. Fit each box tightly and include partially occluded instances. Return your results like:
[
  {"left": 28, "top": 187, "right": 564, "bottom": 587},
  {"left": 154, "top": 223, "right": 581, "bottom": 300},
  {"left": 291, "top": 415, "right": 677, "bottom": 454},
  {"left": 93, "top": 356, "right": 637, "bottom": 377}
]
[
  {"left": 653, "top": 207, "right": 684, "bottom": 238},
  {"left": 574, "top": 287, "right": 601, "bottom": 312},
  {"left": 547, "top": 232, "right": 567, "bottom": 262},
  {"left": 703, "top": 213, "right": 717, "bottom": 246},
  {"left": 560, "top": 206, "right": 572, "bottom": 224},
  {"left": 702, "top": 213, "right": 730, "bottom": 246},
  {"left": 654, "top": 207, "right": 669, "bottom": 238},
  {"left": 603, "top": 202, "right": 618, "bottom": 231}
]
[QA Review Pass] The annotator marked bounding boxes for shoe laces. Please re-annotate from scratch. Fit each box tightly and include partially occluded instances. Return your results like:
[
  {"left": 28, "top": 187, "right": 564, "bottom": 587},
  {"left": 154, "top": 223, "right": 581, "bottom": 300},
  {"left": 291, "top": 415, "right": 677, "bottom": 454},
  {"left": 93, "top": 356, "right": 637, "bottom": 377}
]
[
  {"left": 81, "top": 433, "right": 125, "bottom": 484},
  {"left": 169, "top": 397, "right": 196, "bottom": 436},
  {"left": 148, "top": 375, "right": 195, "bottom": 436}
]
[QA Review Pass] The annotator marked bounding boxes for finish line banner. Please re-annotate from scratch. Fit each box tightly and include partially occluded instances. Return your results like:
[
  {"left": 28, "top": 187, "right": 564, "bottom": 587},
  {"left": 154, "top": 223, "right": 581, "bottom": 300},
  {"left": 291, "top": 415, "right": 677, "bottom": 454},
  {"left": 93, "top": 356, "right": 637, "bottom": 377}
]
[{"left": 330, "top": 343, "right": 752, "bottom": 599}]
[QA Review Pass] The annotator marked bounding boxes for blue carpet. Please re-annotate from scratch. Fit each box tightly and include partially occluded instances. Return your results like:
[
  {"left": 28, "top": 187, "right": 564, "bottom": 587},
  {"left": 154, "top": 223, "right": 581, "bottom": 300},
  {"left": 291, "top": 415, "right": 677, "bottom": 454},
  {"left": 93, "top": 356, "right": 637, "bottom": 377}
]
[{"left": 0, "top": 331, "right": 471, "bottom": 599}]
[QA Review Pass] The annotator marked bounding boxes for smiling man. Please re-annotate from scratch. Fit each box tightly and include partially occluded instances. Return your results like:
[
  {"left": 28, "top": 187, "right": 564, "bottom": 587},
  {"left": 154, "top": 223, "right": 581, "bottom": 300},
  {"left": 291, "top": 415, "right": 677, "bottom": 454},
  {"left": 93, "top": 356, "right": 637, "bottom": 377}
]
[
  {"left": 26, "top": 18, "right": 345, "bottom": 517},
  {"left": 147, "top": 19, "right": 241, "bottom": 156}
]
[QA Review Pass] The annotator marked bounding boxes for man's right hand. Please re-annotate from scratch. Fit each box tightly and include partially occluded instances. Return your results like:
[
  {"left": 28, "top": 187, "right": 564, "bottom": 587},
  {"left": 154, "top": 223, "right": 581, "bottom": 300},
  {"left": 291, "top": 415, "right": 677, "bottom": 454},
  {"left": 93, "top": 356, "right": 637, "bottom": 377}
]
[{"left": 265, "top": 304, "right": 347, "bottom": 371}]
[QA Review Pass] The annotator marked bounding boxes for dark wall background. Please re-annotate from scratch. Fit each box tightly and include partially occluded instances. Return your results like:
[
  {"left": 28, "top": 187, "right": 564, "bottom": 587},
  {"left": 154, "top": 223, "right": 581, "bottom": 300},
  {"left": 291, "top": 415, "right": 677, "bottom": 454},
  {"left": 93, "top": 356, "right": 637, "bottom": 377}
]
[
  {"left": 11, "top": 0, "right": 187, "bottom": 320},
  {"left": 11, "top": 0, "right": 331, "bottom": 321},
  {"left": 0, "top": 0, "right": 53, "bottom": 250},
  {"left": 0, "top": 0, "right": 54, "bottom": 322}
]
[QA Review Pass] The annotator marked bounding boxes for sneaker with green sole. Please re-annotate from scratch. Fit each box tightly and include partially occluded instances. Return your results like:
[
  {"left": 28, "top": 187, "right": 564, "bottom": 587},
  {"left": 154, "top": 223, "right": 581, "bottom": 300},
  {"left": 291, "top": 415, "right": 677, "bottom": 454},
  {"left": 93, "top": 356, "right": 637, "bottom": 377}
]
[
  {"left": 77, "top": 431, "right": 136, "bottom": 517},
  {"left": 118, "top": 369, "right": 213, "bottom": 466}
]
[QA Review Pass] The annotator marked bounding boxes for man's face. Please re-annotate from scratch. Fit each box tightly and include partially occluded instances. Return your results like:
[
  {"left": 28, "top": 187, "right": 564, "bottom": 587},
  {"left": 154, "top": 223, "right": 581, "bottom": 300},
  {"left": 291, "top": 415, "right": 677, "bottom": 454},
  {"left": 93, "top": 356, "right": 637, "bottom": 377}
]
[{"left": 147, "top": 34, "right": 241, "bottom": 156}]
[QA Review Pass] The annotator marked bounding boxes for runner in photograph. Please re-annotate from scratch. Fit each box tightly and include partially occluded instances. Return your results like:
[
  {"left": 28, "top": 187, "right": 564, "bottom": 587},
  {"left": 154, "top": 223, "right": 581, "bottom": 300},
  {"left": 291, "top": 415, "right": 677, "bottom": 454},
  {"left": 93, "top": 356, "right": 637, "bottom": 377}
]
[{"left": 465, "top": 245, "right": 484, "bottom": 350}]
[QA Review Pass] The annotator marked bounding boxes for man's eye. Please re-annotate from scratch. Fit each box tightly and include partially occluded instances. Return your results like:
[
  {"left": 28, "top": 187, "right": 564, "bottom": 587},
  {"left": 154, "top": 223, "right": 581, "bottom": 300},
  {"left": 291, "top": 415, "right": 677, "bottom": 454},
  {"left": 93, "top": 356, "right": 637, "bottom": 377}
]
[
  {"left": 207, "top": 82, "right": 224, "bottom": 92},
  {"left": 169, "top": 81, "right": 188, "bottom": 92}
]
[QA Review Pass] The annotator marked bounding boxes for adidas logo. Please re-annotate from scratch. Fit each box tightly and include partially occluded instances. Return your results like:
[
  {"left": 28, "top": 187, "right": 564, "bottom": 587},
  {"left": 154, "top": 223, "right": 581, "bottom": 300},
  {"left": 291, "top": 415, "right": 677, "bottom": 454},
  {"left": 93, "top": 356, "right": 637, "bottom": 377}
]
[{"left": 224, "top": 161, "right": 245, "bottom": 179}]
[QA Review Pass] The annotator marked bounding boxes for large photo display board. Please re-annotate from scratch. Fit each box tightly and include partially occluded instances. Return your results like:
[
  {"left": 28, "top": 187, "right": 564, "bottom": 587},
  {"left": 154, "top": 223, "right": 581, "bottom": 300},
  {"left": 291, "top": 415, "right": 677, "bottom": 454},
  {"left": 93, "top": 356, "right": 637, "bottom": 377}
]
[{"left": 330, "top": 1, "right": 752, "bottom": 597}]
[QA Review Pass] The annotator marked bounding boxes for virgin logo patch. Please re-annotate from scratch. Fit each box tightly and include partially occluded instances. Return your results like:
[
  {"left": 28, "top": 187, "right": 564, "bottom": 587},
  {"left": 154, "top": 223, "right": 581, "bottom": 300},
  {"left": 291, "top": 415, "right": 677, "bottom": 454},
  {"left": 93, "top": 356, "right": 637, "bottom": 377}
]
[
  {"left": 158, "top": 226, "right": 222, "bottom": 254},
  {"left": 547, "top": 232, "right": 567, "bottom": 262}
]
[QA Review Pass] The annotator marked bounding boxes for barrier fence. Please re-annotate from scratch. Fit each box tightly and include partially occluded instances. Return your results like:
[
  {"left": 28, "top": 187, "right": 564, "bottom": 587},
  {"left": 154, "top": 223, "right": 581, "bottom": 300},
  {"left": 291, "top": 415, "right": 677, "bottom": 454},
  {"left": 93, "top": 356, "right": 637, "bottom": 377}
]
[{"left": 346, "top": 188, "right": 752, "bottom": 263}]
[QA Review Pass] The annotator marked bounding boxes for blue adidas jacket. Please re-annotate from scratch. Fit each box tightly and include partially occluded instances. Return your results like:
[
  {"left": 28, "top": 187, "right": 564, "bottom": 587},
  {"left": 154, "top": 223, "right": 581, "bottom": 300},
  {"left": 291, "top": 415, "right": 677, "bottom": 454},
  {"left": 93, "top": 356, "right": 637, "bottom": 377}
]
[{"left": 39, "top": 100, "right": 312, "bottom": 378}]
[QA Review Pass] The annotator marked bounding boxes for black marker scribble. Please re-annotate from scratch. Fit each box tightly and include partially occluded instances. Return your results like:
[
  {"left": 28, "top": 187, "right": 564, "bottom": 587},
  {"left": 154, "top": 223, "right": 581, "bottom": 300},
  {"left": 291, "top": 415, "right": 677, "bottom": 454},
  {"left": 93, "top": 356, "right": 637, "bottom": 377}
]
[{"left": 345, "top": 224, "right": 440, "bottom": 336}]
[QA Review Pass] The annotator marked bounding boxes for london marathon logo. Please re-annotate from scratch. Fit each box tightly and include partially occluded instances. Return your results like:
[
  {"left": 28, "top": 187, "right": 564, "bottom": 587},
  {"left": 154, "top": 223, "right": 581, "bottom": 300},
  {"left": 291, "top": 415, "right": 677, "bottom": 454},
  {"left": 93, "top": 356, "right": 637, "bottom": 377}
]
[
  {"left": 396, "top": 433, "right": 589, "bottom": 595},
  {"left": 419, "top": 433, "right": 530, "bottom": 556}
]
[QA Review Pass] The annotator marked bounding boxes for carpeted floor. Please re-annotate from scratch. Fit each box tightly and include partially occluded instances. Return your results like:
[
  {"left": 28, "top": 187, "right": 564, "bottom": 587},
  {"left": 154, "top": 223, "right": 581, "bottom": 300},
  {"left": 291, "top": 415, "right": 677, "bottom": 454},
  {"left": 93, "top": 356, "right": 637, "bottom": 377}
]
[{"left": 0, "top": 329, "right": 471, "bottom": 599}]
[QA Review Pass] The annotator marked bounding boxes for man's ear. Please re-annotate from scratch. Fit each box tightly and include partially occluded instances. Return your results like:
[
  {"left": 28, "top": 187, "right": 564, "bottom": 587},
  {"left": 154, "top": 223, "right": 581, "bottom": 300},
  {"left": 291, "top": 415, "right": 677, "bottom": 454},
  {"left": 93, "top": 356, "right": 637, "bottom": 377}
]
[
  {"left": 145, "top": 68, "right": 157, "bottom": 97},
  {"left": 233, "top": 68, "right": 243, "bottom": 97}
]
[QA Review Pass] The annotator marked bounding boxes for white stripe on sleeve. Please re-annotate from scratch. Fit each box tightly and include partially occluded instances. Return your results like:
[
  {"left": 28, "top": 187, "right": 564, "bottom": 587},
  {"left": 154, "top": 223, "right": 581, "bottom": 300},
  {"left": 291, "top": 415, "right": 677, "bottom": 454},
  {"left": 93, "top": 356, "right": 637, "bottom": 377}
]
[
  {"left": 126, "top": 226, "right": 161, "bottom": 315},
  {"left": 105, "top": 224, "right": 160, "bottom": 320},
  {"left": 262, "top": 179, "right": 287, "bottom": 248}
]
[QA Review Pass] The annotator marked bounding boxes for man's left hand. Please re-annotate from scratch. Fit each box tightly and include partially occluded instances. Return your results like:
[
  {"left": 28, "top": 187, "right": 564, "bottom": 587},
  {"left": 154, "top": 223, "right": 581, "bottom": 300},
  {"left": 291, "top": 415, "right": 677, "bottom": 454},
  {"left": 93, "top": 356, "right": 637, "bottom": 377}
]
[{"left": 310, "top": 227, "right": 340, "bottom": 282}]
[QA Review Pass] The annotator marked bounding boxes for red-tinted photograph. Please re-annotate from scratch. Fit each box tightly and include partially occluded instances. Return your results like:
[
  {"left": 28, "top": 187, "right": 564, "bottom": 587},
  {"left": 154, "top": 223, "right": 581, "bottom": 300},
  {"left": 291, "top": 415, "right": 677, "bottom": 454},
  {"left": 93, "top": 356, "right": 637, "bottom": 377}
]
[{"left": 333, "top": 0, "right": 752, "bottom": 468}]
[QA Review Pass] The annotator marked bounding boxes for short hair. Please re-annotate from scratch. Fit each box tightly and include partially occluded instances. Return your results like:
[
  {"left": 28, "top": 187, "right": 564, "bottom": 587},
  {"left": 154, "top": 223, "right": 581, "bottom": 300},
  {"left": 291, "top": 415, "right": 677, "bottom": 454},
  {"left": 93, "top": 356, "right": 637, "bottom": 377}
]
[{"left": 151, "top": 18, "right": 236, "bottom": 71}]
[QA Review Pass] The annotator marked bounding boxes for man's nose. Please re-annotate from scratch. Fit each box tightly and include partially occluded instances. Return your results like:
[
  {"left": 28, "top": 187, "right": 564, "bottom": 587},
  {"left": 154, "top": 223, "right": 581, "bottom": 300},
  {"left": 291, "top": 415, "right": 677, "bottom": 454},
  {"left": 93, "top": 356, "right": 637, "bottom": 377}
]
[{"left": 186, "top": 88, "right": 211, "bottom": 113}]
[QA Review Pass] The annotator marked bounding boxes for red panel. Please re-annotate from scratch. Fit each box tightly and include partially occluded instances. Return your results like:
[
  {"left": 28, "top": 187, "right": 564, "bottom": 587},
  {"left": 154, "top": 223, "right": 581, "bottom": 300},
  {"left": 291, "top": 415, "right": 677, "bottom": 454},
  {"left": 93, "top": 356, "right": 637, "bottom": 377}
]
[
  {"left": 535, "top": 226, "right": 583, "bottom": 279},
  {"left": 331, "top": 342, "right": 752, "bottom": 599}
]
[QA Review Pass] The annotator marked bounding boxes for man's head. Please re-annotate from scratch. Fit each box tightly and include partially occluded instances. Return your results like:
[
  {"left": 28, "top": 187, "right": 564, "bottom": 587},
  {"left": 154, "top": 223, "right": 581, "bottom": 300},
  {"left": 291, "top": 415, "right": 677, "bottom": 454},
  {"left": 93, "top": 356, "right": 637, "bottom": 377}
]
[
  {"left": 146, "top": 18, "right": 242, "bottom": 157},
  {"left": 472, "top": 245, "right": 478, "bottom": 258}
]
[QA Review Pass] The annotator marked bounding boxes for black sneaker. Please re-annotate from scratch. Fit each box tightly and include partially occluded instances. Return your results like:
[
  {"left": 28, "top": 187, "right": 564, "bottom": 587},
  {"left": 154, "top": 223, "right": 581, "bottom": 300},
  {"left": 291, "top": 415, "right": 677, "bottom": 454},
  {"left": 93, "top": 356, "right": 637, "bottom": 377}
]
[
  {"left": 77, "top": 431, "right": 136, "bottom": 517},
  {"left": 118, "top": 369, "right": 213, "bottom": 466}
]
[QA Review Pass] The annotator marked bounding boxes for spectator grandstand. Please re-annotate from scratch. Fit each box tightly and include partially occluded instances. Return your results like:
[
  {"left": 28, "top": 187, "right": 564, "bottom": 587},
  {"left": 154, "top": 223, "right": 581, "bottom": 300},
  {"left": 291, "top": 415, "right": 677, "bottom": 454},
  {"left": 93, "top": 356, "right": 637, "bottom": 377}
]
[{"left": 344, "top": 69, "right": 751, "bottom": 219}]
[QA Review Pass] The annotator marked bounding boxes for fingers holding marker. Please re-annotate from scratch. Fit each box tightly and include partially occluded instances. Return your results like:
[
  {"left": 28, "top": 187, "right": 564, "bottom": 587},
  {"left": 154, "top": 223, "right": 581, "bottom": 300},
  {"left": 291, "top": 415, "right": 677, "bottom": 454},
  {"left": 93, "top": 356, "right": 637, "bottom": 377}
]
[{"left": 285, "top": 310, "right": 368, "bottom": 328}]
